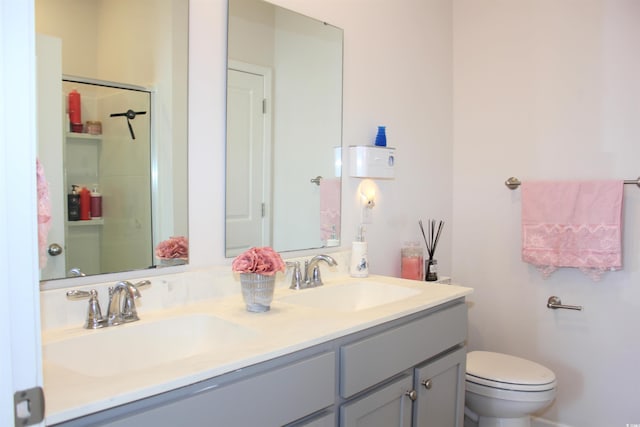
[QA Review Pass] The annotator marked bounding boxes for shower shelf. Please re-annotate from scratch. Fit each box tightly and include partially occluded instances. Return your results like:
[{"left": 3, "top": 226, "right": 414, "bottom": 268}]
[
  {"left": 67, "top": 219, "right": 104, "bottom": 227},
  {"left": 66, "top": 132, "right": 102, "bottom": 141}
]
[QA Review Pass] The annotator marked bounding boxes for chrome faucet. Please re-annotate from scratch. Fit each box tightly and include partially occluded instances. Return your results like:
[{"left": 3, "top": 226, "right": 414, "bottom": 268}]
[
  {"left": 286, "top": 255, "right": 338, "bottom": 290},
  {"left": 303, "top": 254, "right": 338, "bottom": 288},
  {"left": 106, "top": 280, "right": 150, "bottom": 326},
  {"left": 66, "top": 279, "right": 150, "bottom": 329}
]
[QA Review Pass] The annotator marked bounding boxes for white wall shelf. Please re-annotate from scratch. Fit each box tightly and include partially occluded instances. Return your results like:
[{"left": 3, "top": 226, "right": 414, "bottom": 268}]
[
  {"left": 67, "top": 219, "right": 104, "bottom": 227},
  {"left": 66, "top": 132, "right": 102, "bottom": 141}
]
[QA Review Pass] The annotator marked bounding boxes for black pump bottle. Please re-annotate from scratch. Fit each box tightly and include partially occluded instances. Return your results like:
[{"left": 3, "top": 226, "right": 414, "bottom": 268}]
[{"left": 67, "top": 184, "right": 80, "bottom": 221}]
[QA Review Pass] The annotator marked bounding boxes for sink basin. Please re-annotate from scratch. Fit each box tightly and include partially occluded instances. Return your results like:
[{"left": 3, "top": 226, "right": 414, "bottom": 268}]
[
  {"left": 277, "top": 281, "right": 421, "bottom": 312},
  {"left": 43, "top": 314, "right": 257, "bottom": 377}
]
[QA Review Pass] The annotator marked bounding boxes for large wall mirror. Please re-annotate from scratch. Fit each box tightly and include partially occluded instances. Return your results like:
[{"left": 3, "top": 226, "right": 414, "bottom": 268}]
[
  {"left": 225, "top": 0, "right": 344, "bottom": 257},
  {"left": 36, "top": 0, "right": 189, "bottom": 282}
]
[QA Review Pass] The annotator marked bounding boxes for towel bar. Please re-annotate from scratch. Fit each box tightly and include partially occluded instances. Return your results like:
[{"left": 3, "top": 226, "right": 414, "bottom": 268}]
[
  {"left": 505, "top": 176, "right": 640, "bottom": 190},
  {"left": 547, "top": 296, "right": 583, "bottom": 311}
]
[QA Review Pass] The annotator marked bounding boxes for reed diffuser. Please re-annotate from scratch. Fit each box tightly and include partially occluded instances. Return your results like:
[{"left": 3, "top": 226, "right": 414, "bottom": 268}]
[{"left": 419, "top": 219, "right": 444, "bottom": 281}]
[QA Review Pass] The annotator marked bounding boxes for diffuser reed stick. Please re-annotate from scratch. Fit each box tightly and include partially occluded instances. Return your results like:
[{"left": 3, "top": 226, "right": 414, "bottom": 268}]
[{"left": 419, "top": 219, "right": 444, "bottom": 260}]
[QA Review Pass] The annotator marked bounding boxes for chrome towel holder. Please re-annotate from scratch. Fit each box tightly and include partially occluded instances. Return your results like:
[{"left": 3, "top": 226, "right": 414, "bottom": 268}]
[
  {"left": 547, "top": 296, "right": 583, "bottom": 311},
  {"left": 310, "top": 175, "right": 322, "bottom": 186},
  {"left": 505, "top": 176, "right": 640, "bottom": 190}
]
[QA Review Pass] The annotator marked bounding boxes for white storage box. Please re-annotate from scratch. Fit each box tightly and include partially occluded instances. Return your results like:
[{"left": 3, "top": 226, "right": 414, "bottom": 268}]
[{"left": 348, "top": 146, "right": 396, "bottom": 179}]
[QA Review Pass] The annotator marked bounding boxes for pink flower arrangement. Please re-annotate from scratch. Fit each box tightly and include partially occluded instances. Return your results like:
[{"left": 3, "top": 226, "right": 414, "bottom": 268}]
[
  {"left": 155, "top": 236, "right": 188, "bottom": 259},
  {"left": 232, "top": 246, "right": 286, "bottom": 276}
]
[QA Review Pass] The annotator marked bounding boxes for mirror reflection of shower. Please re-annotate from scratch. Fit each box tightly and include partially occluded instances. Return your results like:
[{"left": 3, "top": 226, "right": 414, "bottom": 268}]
[{"left": 61, "top": 79, "right": 153, "bottom": 276}]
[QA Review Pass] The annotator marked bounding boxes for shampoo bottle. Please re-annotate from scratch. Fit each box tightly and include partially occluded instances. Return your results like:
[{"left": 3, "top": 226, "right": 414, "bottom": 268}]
[
  {"left": 79, "top": 186, "right": 91, "bottom": 220},
  {"left": 350, "top": 225, "right": 369, "bottom": 278},
  {"left": 67, "top": 185, "right": 80, "bottom": 221},
  {"left": 90, "top": 185, "right": 102, "bottom": 219}
]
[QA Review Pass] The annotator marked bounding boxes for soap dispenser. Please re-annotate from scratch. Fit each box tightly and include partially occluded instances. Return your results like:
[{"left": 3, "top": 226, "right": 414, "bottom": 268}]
[
  {"left": 350, "top": 225, "right": 369, "bottom": 278},
  {"left": 67, "top": 185, "right": 80, "bottom": 221}
]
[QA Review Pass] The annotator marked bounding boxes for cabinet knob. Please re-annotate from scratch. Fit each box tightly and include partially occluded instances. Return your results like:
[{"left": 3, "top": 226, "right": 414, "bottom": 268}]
[
  {"left": 405, "top": 390, "right": 417, "bottom": 401},
  {"left": 421, "top": 379, "right": 432, "bottom": 390}
]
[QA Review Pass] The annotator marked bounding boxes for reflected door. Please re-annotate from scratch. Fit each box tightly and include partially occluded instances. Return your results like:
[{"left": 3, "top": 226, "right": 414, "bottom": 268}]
[
  {"left": 37, "top": 34, "right": 66, "bottom": 280},
  {"left": 226, "top": 66, "right": 270, "bottom": 257}
]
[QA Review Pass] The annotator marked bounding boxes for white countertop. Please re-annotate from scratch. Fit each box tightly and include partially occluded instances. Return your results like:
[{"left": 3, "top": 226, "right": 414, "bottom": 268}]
[{"left": 42, "top": 274, "right": 472, "bottom": 425}]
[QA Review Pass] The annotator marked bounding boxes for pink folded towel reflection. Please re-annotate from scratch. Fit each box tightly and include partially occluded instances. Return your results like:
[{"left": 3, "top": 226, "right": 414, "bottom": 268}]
[
  {"left": 37, "top": 158, "right": 52, "bottom": 269},
  {"left": 320, "top": 178, "right": 341, "bottom": 241},
  {"left": 521, "top": 180, "right": 623, "bottom": 280}
]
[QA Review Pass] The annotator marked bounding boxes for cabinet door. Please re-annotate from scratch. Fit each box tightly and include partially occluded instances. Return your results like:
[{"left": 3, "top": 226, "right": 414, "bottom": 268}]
[
  {"left": 340, "top": 374, "right": 413, "bottom": 427},
  {"left": 413, "top": 347, "right": 466, "bottom": 427},
  {"left": 288, "top": 411, "right": 335, "bottom": 427}
]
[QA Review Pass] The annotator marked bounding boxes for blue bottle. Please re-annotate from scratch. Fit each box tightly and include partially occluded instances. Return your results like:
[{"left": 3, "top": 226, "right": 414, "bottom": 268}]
[{"left": 375, "top": 126, "right": 387, "bottom": 147}]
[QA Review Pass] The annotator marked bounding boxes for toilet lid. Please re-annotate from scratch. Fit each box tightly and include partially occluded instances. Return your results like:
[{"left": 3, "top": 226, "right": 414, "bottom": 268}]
[{"left": 466, "top": 351, "right": 556, "bottom": 391}]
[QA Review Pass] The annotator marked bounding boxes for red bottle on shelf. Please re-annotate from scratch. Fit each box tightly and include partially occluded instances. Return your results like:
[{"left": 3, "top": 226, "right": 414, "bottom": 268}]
[
  {"left": 90, "top": 185, "right": 102, "bottom": 219},
  {"left": 79, "top": 187, "right": 91, "bottom": 220},
  {"left": 68, "top": 89, "right": 82, "bottom": 132}
]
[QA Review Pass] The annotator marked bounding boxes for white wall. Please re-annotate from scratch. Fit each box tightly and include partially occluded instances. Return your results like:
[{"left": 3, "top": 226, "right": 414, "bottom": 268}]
[{"left": 452, "top": 1, "right": 640, "bottom": 425}]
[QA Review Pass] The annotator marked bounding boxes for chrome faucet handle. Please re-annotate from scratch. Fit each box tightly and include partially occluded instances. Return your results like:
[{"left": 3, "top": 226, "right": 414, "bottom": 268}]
[
  {"left": 66, "top": 289, "right": 105, "bottom": 329},
  {"left": 121, "top": 280, "right": 150, "bottom": 321},
  {"left": 118, "top": 280, "right": 150, "bottom": 322},
  {"left": 133, "top": 279, "right": 151, "bottom": 289},
  {"left": 286, "top": 262, "right": 304, "bottom": 290}
]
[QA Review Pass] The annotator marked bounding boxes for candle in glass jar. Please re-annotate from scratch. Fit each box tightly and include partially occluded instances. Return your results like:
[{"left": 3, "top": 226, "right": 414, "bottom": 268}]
[{"left": 401, "top": 242, "right": 424, "bottom": 280}]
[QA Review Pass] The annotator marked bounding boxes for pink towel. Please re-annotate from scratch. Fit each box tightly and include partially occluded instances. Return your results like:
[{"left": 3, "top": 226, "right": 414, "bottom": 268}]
[
  {"left": 521, "top": 180, "right": 623, "bottom": 280},
  {"left": 320, "top": 178, "right": 341, "bottom": 241},
  {"left": 36, "top": 158, "right": 52, "bottom": 269}
]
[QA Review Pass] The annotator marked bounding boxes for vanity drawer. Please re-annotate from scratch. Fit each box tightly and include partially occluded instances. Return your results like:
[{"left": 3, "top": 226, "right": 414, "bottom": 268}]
[
  {"left": 100, "top": 352, "right": 336, "bottom": 427},
  {"left": 340, "top": 302, "right": 467, "bottom": 398}
]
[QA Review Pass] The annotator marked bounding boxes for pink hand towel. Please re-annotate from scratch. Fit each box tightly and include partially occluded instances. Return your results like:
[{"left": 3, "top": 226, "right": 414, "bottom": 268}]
[
  {"left": 320, "top": 178, "right": 341, "bottom": 241},
  {"left": 521, "top": 180, "right": 623, "bottom": 280},
  {"left": 36, "top": 158, "right": 52, "bottom": 269}
]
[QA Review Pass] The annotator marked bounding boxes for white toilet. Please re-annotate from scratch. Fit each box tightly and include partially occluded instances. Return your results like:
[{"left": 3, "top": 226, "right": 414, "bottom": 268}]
[{"left": 465, "top": 351, "right": 557, "bottom": 427}]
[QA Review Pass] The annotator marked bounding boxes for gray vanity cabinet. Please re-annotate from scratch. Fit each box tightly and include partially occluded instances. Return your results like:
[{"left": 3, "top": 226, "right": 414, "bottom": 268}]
[
  {"left": 338, "top": 302, "right": 467, "bottom": 427},
  {"left": 413, "top": 346, "right": 466, "bottom": 427},
  {"left": 338, "top": 347, "right": 466, "bottom": 427},
  {"left": 51, "top": 299, "right": 467, "bottom": 427}
]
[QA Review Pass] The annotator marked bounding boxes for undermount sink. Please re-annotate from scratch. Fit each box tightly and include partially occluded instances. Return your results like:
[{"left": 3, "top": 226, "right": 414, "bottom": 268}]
[
  {"left": 43, "top": 314, "right": 257, "bottom": 377},
  {"left": 277, "top": 281, "right": 421, "bottom": 312}
]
